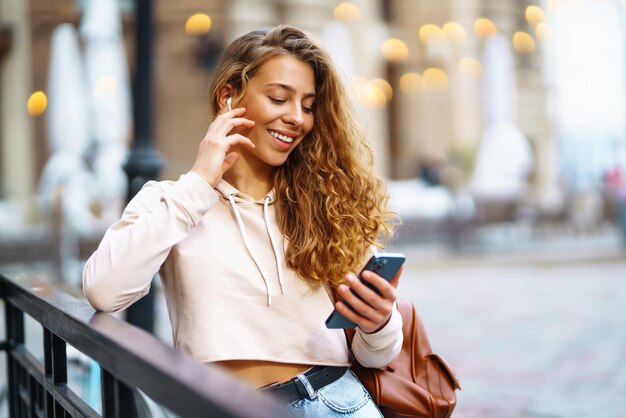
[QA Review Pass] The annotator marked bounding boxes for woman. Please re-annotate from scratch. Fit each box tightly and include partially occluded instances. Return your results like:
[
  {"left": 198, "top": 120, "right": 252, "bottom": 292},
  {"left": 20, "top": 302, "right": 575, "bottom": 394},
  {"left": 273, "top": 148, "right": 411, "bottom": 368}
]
[{"left": 83, "top": 25, "right": 403, "bottom": 417}]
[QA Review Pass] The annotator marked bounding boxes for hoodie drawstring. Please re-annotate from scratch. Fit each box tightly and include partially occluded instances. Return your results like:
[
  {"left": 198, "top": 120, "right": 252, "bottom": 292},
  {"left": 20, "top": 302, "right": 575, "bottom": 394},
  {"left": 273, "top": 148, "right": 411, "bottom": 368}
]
[
  {"left": 264, "top": 196, "right": 285, "bottom": 295},
  {"left": 228, "top": 194, "right": 284, "bottom": 306}
]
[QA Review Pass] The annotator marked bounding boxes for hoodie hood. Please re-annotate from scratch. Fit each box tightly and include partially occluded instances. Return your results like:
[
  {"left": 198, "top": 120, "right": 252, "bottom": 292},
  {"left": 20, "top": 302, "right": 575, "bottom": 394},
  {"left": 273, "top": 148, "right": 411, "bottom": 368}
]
[{"left": 215, "top": 180, "right": 276, "bottom": 205}]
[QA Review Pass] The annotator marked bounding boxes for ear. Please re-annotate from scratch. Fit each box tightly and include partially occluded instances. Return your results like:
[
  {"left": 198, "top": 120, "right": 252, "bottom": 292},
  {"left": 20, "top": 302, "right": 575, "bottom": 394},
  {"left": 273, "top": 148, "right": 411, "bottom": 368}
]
[{"left": 216, "top": 84, "right": 235, "bottom": 110}]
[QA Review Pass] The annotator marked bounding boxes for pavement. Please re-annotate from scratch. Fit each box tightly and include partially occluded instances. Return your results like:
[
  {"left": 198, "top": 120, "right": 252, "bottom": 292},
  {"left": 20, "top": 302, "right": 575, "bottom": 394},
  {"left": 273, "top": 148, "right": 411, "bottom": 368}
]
[{"left": 391, "top": 225, "right": 626, "bottom": 418}]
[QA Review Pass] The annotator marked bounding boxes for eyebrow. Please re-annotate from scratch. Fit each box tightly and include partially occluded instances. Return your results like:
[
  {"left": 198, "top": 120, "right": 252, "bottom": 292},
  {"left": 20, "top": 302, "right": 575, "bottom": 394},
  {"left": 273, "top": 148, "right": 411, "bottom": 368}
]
[{"left": 266, "top": 83, "right": 316, "bottom": 99}]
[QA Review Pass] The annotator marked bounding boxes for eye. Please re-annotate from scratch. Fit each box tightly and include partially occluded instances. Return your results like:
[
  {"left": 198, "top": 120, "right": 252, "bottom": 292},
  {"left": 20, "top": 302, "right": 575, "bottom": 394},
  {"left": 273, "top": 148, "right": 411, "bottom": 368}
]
[
  {"left": 303, "top": 106, "right": 314, "bottom": 114},
  {"left": 269, "top": 97, "right": 286, "bottom": 104}
]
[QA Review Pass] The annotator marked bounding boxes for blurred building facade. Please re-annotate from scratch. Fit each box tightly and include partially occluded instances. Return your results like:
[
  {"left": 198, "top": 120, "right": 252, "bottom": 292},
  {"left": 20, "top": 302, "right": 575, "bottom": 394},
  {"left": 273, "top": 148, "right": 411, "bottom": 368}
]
[{"left": 2, "top": 0, "right": 623, "bottom": 246}]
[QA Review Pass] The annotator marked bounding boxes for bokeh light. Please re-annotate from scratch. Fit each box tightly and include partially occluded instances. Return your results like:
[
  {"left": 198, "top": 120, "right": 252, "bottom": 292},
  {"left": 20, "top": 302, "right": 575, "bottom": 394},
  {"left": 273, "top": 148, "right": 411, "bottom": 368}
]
[
  {"left": 333, "top": 2, "right": 361, "bottom": 22},
  {"left": 27, "top": 91, "right": 47, "bottom": 116},
  {"left": 399, "top": 72, "right": 423, "bottom": 96},
  {"left": 423, "top": 68, "right": 449, "bottom": 91},
  {"left": 381, "top": 38, "right": 409, "bottom": 62},
  {"left": 185, "top": 13, "right": 212, "bottom": 35},
  {"left": 459, "top": 57, "right": 483, "bottom": 78},
  {"left": 354, "top": 81, "right": 386, "bottom": 108},
  {"left": 474, "top": 18, "right": 497, "bottom": 39},
  {"left": 525, "top": 5, "right": 546, "bottom": 25},
  {"left": 536, "top": 22, "right": 555, "bottom": 42},
  {"left": 443, "top": 22, "right": 467, "bottom": 44},
  {"left": 419, "top": 24, "right": 445, "bottom": 44},
  {"left": 513, "top": 31, "right": 536, "bottom": 54},
  {"left": 370, "top": 78, "right": 393, "bottom": 103}
]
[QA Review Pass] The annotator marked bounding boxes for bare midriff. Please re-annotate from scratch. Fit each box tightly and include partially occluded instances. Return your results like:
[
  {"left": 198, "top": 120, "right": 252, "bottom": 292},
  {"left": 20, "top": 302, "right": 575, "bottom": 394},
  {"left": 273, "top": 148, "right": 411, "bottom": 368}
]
[{"left": 215, "top": 360, "right": 312, "bottom": 388}]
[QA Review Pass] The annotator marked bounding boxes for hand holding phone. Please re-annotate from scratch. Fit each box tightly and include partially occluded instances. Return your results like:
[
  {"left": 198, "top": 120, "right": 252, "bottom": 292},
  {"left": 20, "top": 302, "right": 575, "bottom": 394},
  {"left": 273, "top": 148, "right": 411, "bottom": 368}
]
[{"left": 325, "top": 253, "right": 405, "bottom": 329}]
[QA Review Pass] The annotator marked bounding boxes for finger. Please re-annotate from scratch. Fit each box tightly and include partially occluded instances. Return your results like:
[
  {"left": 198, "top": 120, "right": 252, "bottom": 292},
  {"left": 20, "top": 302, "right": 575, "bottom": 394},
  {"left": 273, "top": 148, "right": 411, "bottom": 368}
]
[
  {"left": 217, "top": 106, "right": 247, "bottom": 116},
  {"left": 225, "top": 133, "right": 255, "bottom": 149},
  {"left": 335, "top": 300, "right": 377, "bottom": 330},
  {"left": 347, "top": 273, "right": 390, "bottom": 309},
  {"left": 338, "top": 283, "right": 383, "bottom": 322},
  {"left": 209, "top": 116, "right": 255, "bottom": 137},
  {"left": 222, "top": 152, "right": 240, "bottom": 172},
  {"left": 359, "top": 270, "right": 397, "bottom": 301},
  {"left": 225, "top": 117, "right": 255, "bottom": 131}
]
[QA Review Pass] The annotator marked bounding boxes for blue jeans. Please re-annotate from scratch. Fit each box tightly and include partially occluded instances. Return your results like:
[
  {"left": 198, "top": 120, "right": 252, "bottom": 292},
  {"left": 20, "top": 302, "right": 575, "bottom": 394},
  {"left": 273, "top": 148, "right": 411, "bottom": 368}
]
[{"left": 285, "top": 369, "right": 383, "bottom": 418}]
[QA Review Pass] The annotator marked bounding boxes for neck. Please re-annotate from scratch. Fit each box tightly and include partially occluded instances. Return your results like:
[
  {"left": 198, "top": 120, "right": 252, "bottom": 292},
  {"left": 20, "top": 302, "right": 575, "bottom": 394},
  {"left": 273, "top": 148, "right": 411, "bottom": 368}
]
[{"left": 222, "top": 151, "right": 274, "bottom": 200}]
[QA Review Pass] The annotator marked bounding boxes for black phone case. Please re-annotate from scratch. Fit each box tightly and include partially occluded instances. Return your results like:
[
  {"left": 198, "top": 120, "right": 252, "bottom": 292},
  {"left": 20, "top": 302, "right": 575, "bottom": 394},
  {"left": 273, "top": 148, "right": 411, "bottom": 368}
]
[{"left": 325, "top": 253, "right": 405, "bottom": 329}]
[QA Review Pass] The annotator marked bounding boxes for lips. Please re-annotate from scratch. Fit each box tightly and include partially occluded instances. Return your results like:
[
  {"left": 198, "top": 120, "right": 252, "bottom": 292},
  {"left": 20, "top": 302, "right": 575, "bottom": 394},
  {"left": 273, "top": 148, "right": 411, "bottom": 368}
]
[{"left": 268, "top": 129, "right": 297, "bottom": 144}]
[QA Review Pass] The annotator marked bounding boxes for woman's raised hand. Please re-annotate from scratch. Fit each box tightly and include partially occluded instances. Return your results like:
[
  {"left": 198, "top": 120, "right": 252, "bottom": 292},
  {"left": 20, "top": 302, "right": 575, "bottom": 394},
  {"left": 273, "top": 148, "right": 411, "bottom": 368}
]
[
  {"left": 191, "top": 107, "right": 256, "bottom": 187},
  {"left": 334, "top": 266, "right": 403, "bottom": 334}
]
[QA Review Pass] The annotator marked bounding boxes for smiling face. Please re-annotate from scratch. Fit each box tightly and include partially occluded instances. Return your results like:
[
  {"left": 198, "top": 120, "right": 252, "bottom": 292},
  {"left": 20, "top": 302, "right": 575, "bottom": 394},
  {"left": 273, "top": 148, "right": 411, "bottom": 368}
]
[{"left": 233, "top": 55, "right": 316, "bottom": 168}]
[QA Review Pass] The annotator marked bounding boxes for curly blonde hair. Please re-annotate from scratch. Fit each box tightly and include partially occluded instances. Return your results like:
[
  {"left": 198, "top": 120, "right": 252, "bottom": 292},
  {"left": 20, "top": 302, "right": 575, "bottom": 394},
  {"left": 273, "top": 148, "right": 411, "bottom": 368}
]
[{"left": 209, "top": 25, "right": 396, "bottom": 287}]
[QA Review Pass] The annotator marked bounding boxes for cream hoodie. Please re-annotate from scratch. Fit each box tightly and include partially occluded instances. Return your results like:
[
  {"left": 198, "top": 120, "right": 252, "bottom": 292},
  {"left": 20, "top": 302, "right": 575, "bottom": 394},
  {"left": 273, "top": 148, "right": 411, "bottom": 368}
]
[{"left": 83, "top": 172, "right": 402, "bottom": 368}]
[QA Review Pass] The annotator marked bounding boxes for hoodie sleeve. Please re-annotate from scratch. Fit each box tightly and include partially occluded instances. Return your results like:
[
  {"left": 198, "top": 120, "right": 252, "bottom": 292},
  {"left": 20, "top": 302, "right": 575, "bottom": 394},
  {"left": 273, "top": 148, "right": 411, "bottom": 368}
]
[
  {"left": 351, "top": 302, "right": 403, "bottom": 368},
  {"left": 83, "top": 172, "right": 219, "bottom": 312}
]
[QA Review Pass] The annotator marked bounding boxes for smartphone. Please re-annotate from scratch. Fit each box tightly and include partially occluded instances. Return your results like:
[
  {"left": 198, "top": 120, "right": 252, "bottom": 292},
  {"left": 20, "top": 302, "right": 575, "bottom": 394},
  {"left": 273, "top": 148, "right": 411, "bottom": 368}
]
[{"left": 325, "top": 252, "right": 406, "bottom": 329}]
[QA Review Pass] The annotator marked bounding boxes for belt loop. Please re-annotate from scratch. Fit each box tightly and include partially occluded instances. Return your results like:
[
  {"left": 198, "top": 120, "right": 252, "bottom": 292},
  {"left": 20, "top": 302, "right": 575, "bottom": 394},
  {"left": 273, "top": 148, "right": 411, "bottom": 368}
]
[{"left": 295, "top": 372, "right": 318, "bottom": 400}]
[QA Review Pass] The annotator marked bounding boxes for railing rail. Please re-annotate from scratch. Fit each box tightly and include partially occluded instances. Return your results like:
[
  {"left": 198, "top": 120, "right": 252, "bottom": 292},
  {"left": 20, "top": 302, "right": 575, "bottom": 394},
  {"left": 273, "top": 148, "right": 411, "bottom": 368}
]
[{"left": 0, "top": 272, "right": 293, "bottom": 418}]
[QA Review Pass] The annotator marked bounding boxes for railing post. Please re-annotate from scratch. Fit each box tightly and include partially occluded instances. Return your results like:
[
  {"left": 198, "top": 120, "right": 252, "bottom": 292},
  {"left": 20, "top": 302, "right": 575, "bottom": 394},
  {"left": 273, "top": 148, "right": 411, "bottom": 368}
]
[
  {"left": 4, "top": 302, "right": 24, "bottom": 417},
  {"left": 124, "top": 0, "right": 164, "bottom": 334},
  {"left": 43, "top": 329, "right": 68, "bottom": 416},
  {"left": 101, "top": 368, "right": 137, "bottom": 418}
]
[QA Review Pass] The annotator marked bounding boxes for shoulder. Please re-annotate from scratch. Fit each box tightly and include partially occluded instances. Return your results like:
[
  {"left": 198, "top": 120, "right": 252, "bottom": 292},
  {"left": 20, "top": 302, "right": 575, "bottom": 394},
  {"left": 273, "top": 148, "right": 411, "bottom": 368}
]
[{"left": 124, "top": 172, "right": 218, "bottom": 215}]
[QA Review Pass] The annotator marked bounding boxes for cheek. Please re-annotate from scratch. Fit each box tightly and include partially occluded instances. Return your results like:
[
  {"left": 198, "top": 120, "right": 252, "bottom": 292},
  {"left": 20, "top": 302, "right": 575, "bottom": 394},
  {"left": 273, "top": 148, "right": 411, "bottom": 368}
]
[{"left": 304, "top": 116, "right": 315, "bottom": 135}]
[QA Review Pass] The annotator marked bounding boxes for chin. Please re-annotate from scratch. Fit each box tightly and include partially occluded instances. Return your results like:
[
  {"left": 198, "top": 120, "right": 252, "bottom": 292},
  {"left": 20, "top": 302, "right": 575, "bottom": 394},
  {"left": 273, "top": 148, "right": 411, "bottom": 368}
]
[
  {"left": 256, "top": 149, "right": 296, "bottom": 167},
  {"left": 266, "top": 157, "right": 290, "bottom": 167}
]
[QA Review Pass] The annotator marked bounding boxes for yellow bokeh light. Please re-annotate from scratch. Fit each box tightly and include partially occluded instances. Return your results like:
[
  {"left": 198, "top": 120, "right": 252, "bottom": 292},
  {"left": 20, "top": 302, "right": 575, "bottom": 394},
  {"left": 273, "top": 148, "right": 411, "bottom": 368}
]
[
  {"left": 419, "top": 24, "right": 445, "bottom": 44},
  {"left": 27, "top": 91, "right": 47, "bottom": 116},
  {"left": 535, "top": 22, "right": 555, "bottom": 42},
  {"left": 474, "top": 18, "right": 497, "bottom": 39},
  {"left": 370, "top": 78, "right": 393, "bottom": 102},
  {"left": 333, "top": 2, "right": 361, "bottom": 21},
  {"left": 423, "top": 68, "right": 448, "bottom": 91},
  {"left": 513, "top": 31, "right": 536, "bottom": 54},
  {"left": 525, "top": 6, "right": 545, "bottom": 25},
  {"left": 381, "top": 38, "right": 409, "bottom": 62},
  {"left": 185, "top": 13, "right": 212, "bottom": 35},
  {"left": 354, "top": 82, "right": 386, "bottom": 108},
  {"left": 399, "top": 72, "right": 423, "bottom": 96},
  {"left": 443, "top": 22, "right": 467, "bottom": 44},
  {"left": 459, "top": 57, "right": 482, "bottom": 78}
]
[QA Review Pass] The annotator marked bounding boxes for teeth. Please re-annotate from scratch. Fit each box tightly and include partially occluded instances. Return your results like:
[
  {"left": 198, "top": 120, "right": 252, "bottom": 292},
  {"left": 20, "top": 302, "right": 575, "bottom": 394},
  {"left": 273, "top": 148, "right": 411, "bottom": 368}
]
[{"left": 269, "top": 130, "right": 294, "bottom": 143}]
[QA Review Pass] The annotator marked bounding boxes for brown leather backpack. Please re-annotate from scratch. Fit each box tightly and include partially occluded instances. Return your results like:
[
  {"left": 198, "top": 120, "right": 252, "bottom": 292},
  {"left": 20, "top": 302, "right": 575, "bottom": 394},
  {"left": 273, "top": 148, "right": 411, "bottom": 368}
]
[{"left": 347, "top": 300, "right": 461, "bottom": 418}]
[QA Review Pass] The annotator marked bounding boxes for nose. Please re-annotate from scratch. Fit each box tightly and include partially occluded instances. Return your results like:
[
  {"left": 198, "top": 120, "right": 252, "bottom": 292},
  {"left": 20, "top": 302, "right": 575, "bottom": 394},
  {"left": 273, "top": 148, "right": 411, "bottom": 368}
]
[{"left": 282, "top": 103, "right": 304, "bottom": 127}]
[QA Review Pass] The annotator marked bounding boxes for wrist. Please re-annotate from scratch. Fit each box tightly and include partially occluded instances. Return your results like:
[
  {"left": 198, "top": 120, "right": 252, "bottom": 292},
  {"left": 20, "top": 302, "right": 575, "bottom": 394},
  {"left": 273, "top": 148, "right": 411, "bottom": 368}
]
[
  {"left": 190, "top": 169, "right": 218, "bottom": 188},
  {"left": 362, "top": 313, "right": 392, "bottom": 335}
]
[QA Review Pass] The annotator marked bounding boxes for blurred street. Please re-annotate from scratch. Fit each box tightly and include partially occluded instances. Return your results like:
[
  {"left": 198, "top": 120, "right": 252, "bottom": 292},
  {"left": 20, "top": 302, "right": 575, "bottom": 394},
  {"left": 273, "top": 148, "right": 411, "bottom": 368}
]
[
  {"left": 3, "top": 1, "right": 626, "bottom": 414},
  {"left": 392, "top": 227, "right": 626, "bottom": 418}
]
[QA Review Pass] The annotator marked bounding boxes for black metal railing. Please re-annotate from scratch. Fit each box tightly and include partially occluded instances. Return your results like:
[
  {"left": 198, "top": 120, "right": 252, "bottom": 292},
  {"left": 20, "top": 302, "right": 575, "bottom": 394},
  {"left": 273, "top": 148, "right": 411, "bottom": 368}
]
[{"left": 0, "top": 273, "right": 294, "bottom": 418}]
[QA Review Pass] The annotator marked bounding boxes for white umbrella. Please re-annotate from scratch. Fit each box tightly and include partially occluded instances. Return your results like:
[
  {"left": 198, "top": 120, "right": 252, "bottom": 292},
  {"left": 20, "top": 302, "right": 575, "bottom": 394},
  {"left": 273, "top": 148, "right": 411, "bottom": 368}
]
[
  {"left": 39, "top": 23, "right": 96, "bottom": 284},
  {"left": 81, "top": 0, "right": 132, "bottom": 223},
  {"left": 39, "top": 23, "right": 95, "bottom": 234},
  {"left": 470, "top": 35, "right": 533, "bottom": 201}
]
